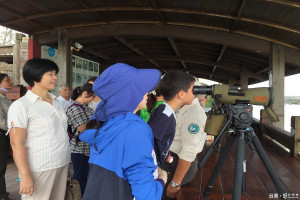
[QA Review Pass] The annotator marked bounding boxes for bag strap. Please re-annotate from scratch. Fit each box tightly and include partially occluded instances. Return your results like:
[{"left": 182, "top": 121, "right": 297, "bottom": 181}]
[
  {"left": 67, "top": 103, "right": 87, "bottom": 138},
  {"left": 67, "top": 103, "right": 86, "bottom": 113}
]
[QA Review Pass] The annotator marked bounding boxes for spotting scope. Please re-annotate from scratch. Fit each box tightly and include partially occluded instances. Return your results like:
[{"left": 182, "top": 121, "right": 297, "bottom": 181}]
[
  {"left": 195, "top": 85, "right": 287, "bottom": 200},
  {"left": 193, "top": 84, "right": 279, "bottom": 122}
]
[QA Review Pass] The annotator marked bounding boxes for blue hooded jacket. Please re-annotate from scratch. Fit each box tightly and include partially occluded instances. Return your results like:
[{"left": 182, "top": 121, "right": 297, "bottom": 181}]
[{"left": 79, "top": 63, "right": 163, "bottom": 200}]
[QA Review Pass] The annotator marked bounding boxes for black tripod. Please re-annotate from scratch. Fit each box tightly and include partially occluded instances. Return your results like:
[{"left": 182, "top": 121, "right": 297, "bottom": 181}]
[{"left": 198, "top": 104, "right": 288, "bottom": 200}]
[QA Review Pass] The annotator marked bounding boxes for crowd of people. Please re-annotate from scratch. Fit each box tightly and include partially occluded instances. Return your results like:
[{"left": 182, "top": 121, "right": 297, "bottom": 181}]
[{"left": 0, "top": 58, "right": 208, "bottom": 200}]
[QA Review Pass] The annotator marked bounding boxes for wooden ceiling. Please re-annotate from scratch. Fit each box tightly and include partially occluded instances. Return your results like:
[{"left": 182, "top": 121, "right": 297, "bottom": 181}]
[{"left": 1, "top": 0, "right": 300, "bottom": 84}]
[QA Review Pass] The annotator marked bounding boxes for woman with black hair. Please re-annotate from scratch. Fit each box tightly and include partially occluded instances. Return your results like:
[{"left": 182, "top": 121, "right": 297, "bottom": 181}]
[
  {"left": 0, "top": 73, "right": 13, "bottom": 200},
  {"left": 140, "top": 85, "right": 164, "bottom": 122},
  {"left": 66, "top": 83, "right": 95, "bottom": 196},
  {"left": 8, "top": 58, "right": 70, "bottom": 199}
]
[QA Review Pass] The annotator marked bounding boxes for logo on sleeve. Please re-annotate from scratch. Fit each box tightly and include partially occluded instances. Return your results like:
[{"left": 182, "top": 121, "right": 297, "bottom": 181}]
[{"left": 188, "top": 123, "right": 200, "bottom": 134}]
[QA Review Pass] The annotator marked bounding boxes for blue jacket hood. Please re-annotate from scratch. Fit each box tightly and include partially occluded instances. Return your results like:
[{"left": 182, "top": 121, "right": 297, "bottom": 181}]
[{"left": 91, "top": 63, "right": 161, "bottom": 122}]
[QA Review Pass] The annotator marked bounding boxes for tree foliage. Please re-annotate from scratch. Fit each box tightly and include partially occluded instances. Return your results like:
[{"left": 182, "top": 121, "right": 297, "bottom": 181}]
[{"left": 0, "top": 27, "right": 15, "bottom": 45}]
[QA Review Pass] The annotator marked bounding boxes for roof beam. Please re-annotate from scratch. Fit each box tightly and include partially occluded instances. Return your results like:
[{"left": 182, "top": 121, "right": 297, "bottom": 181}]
[
  {"left": 114, "top": 54, "right": 267, "bottom": 81},
  {"left": 216, "top": 45, "right": 227, "bottom": 62},
  {"left": 148, "top": 60, "right": 160, "bottom": 68},
  {"left": 73, "top": 0, "right": 108, "bottom": 22},
  {"left": 31, "top": 20, "right": 300, "bottom": 50},
  {"left": 181, "top": 61, "right": 187, "bottom": 70},
  {"left": 255, "top": 67, "right": 270, "bottom": 74},
  {"left": 261, "top": 0, "right": 300, "bottom": 9},
  {"left": 0, "top": 3, "right": 24, "bottom": 18},
  {"left": 231, "top": 0, "right": 247, "bottom": 31},
  {"left": 4, "top": 6, "right": 300, "bottom": 39},
  {"left": 74, "top": 0, "right": 90, "bottom": 9},
  {"left": 0, "top": 3, "right": 51, "bottom": 31},
  {"left": 149, "top": 0, "right": 166, "bottom": 23},
  {"left": 167, "top": 37, "right": 187, "bottom": 69},
  {"left": 167, "top": 37, "right": 180, "bottom": 57},
  {"left": 34, "top": 24, "right": 300, "bottom": 67},
  {"left": 113, "top": 36, "right": 144, "bottom": 56},
  {"left": 22, "top": 0, "right": 48, "bottom": 11},
  {"left": 210, "top": 45, "right": 227, "bottom": 79},
  {"left": 82, "top": 47, "right": 110, "bottom": 60},
  {"left": 113, "top": 36, "right": 160, "bottom": 68}
]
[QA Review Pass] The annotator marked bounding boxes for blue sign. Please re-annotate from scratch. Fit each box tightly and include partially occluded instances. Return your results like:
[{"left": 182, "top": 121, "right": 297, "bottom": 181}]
[{"left": 48, "top": 48, "right": 55, "bottom": 57}]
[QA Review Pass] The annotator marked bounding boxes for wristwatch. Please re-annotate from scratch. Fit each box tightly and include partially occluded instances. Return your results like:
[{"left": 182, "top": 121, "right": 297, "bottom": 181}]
[{"left": 171, "top": 180, "right": 181, "bottom": 188}]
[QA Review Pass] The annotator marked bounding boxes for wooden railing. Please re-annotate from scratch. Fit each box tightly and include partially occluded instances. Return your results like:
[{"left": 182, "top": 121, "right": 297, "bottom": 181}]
[{"left": 254, "top": 109, "right": 300, "bottom": 160}]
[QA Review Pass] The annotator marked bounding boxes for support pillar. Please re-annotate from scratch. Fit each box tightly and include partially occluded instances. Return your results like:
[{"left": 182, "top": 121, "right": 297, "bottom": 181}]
[
  {"left": 240, "top": 67, "right": 248, "bottom": 89},
  {"left": 13, "top": 33, "right": 22, "bottom": 85},
  {"left": 28, "top": 38, "right": 41, "bottom": 59},
  {"left": 271, "top": 43, "right": 285, "bottom": 129},
  {"left": 27, "top": 37, "right": 41, "bottom": 89},
  {"left": 57, "top": 29, "right": 71, "bottom": 87}
]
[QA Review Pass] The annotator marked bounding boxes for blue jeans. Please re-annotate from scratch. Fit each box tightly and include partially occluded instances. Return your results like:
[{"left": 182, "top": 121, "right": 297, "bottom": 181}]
[{"left": 71, "top": 153, "right": 89, "bottom": 196}]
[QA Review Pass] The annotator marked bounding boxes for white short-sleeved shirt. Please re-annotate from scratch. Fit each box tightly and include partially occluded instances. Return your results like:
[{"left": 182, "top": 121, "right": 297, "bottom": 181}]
[
  {"left": 170, "top": 98, "right": 207, "bottom": 162},
  {"left": 7, "top": 90, "right": 71, "bottom": 172},
  {"left": 57, "top": 95, "right": 74, "bottom": 113}
]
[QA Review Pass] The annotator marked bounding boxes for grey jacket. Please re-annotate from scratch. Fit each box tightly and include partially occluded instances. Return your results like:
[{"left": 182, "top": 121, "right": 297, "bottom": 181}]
[{"left": 0, "top": 93, "right": 12, "bottom": 131}]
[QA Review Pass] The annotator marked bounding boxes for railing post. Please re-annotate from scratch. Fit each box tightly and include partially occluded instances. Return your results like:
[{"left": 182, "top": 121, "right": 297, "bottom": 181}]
[
  {"left": 291, "top": 116, "right": 300, "bottom": 160},
  {"left": 260, "top": 109, "right": 272, "bottom": 135}
]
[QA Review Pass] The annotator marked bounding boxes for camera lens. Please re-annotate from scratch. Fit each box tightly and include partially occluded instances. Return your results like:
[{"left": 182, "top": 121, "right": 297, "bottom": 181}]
[{"left": 193, "top": 86, "right": 212, "bottom": 95}]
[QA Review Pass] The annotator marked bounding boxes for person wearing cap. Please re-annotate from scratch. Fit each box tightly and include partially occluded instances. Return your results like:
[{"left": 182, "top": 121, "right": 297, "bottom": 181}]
[
  {"left": 162, "top": 94, "right": 207, "bottom": 199},
  {"left": 79, "top": 63, "right": 167, "bottom": 200}
]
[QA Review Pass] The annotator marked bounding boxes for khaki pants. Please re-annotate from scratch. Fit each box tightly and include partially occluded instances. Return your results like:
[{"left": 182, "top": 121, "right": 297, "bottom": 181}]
[{"left": 22, "top": 164, "right": 69, "bottom": 200}]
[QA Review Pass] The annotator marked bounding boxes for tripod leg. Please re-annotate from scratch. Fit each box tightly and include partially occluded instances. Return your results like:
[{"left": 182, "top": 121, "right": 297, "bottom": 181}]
[
  {"left": 233, "top": 131, "right": 245, "bottom": 200},
  {"left": 203, "top": 133, "right": 236, "bottom": 199},
  {"left": 242, "top": 146, "right": 246, "bottom": 195},
  {"left": 250, "top": 131, "right": 288, "bottom": 199}
]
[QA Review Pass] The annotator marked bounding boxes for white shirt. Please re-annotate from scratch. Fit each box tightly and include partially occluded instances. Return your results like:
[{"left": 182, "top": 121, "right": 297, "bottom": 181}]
[
  {"left": 170, "top": 98, "right": 207, "bottom": 162},
  {"left": 7, "top": 90, "right": 71, "bottom": 172},
  {"left": 57, "top": 95, "right": 74, "bottom": 113}
]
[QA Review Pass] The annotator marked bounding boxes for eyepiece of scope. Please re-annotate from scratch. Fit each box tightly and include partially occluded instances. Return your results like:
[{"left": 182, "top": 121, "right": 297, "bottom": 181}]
[{"left": 193, "top": 86, "right": 212, "bottom": 95}]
